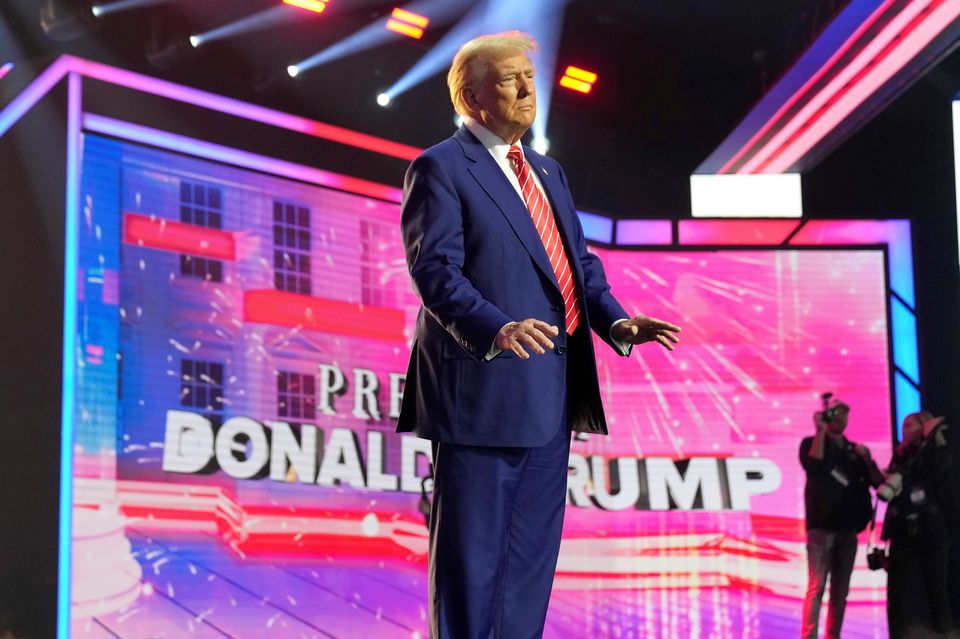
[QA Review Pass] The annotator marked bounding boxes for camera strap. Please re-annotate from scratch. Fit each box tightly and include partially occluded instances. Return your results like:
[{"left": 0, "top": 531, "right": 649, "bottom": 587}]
[{"left": 867, "top": 496, "right": 882, "bottom": 550}]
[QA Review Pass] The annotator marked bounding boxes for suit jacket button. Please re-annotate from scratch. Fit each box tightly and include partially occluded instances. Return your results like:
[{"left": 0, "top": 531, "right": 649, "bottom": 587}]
[{"left": 555, "top": 345, "right": 567, "bottom": 355}]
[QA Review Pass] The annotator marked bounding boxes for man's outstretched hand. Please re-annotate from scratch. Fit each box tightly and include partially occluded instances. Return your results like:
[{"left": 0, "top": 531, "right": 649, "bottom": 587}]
[
  {"left": 495, "top": 319, "right": 559, "bottom": 360},
  {"left": 611, "top": 315, "right": 682, "bottom": 350}
]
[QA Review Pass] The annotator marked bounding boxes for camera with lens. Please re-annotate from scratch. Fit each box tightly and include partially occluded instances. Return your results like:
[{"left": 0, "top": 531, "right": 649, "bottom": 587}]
[
  {"left": 820, "top": 392, "right": 848, "bottom": 424},
  {"left": 867, "top": 545, "right": 888, "bottom": 571},
  {"left": 822, "top": 392, "right": 840, "bottom": 422}
]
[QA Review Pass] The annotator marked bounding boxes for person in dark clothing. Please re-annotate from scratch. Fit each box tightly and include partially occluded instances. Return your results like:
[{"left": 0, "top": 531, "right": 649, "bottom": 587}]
[
  {"left": 949, "top": 526, "right": 960, "bottom": 636},
  {"left": 799, "top": 398, "right": 884, "bottom": 639},
  {"left": 882, "top": 410, "right": 956, "bottom": 639}
]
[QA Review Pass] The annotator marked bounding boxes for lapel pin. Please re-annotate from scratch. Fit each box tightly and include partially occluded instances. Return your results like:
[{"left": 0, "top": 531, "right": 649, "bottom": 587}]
[{"left": 542, "top": 167, "right": 548, "bottom": 175}]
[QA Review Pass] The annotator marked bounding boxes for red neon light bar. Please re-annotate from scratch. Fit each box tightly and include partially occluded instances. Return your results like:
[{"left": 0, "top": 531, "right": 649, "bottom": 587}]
[
  {"left": 560, "top": 76, "right": 592, "bottom": 93},
  {"left": 716, "top": 0, "right": 960, "bottom": 174},
  {"left": 387, "top": 7, "right": 430, "bottom": 39},
  {"left": 564, "top": 66, "right": 598, "bottom": 84},
  {"left": 386, "top": 19, "right": 424, "bottom": 39},
  {"left": 391, "top": 7, "right": 429, "bottom": 27},
  {"left": 244, "top": 289, "right": 406, "bottom": 341},
  {"left": 678, "top": 219, "right": 802, "bottom": 245},
  {"left": 123, "top": 213, "right": 237, "bottom": 260},
  {"left": 560, "top": 66, "right": 597, "bottom": 94},
  {"left": 751, "top": 0, "right": 960, "bottom": 173}
]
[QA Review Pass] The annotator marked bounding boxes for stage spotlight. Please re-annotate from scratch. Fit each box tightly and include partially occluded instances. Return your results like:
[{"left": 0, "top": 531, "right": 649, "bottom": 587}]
[
  {"left": 0, "top": 63, "right": 13, "bottom": 82},
  {"left": 382, "top": 0, "right": 569, "bottom": 128},
  {"left": 190, "top": 5, "right": 294, "bottom": 49},
  {"left": 287, "top": 65, "right": 300, "bottom": 78},
  {"left": 532, "top": 136, "right": 549, "bottom": 154},
  {"left": 288, "top": 0, "right": 469, "bottom": 79},
  {"left": 387, "top": 7, "right": 430, "bottom": 40},
  {"left": 40, "top": 0, "right": 94, "bottom": 42},
  {"left": 559, "top": 66, "right": 597, "bottom": 94},
  {"left": 283, "top": 0, "right": 328, "bottom": 14},
  {"left": 254, "top": 65, "right": 299, "bottom": 93},
  {"left": 91, "top": 0, "right": 176, "bottom": 18},
  {"left": 377, "top": 93, "right": 392, "bottom": 107},
  {"left": 146, "top": 38, "right": 196, "bottom": 70}
]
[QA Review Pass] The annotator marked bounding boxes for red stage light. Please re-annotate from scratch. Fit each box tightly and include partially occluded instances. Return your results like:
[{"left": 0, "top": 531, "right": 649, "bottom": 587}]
[
  {"left": 386, "top": 7, "right": 429, "bottom": 39},
  {"left": 560, "top": 66, "right": 597, "bottom": 94},
  {"left": 679, "top": 219, "right": 802, "bottom": 245},
  {"left": 283, "top": 0, "right": 328, "bottom": 14}
]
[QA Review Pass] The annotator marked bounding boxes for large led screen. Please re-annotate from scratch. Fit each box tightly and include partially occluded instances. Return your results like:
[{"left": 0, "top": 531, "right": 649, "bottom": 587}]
[{"left": 69, "top": 133, "right": 893, "bottom": 638}]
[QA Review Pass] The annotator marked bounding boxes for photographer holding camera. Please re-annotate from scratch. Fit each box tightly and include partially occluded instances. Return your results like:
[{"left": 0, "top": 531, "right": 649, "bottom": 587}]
[
  {"left": 881, "top": 410, "right": 956, "bottom": 638},
  {"left": 800, "top": 395, "right": 884, "bottom": 639}
]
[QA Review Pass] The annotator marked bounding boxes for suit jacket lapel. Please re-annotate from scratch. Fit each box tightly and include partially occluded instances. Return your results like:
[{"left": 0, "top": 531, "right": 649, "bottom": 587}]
[
  {"left": 523, "top": 150, "right": 586, "bottom": 287},
  {"left": 455, "top": 128, "right": 560, "bottom": 292}
]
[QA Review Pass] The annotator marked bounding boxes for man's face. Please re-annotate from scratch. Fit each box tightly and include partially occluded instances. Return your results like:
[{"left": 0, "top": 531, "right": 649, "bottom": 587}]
[
  {"left": 467, "top": 52, "right": 537, "bottom": 144},
  {"left": 825, "top": 406, "right": 849, "bottom": 435}
]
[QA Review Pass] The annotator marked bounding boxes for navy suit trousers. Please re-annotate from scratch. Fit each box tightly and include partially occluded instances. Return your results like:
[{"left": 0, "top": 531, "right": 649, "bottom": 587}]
[{"left": 428, "top": 421, "right": 572, "bottom": 639}]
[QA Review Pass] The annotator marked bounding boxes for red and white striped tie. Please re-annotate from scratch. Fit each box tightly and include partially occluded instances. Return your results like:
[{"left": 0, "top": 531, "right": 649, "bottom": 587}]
[{"left": 507, "top": 145, "right": 581, "bottom": 335}]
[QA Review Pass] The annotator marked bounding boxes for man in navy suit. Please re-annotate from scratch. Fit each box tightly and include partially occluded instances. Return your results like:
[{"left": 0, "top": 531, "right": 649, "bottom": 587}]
[{"left": 398, "top": 31, "right": 681, "bottom": 638}]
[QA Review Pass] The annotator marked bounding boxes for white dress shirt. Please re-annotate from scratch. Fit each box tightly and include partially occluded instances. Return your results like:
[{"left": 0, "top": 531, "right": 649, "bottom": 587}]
[{"left": 464, "top": 118, "right": 550, "bottom": 203}]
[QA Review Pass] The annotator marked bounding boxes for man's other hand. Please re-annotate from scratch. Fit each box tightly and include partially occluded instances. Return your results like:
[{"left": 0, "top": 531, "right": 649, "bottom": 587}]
[
  {"left": 495, "top": 319, "right": 559, "bottom": 360},
  {"left": 813, "top": 411, "right": 827, "bottom": 432},
  {"left": 612, "top": 315, "right": 682, "bottom": 350}
]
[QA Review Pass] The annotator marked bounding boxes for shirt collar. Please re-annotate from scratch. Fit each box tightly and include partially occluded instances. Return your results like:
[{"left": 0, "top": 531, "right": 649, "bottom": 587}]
[{"left": 464, "top": 117, "right": 523, "bottom": 165}]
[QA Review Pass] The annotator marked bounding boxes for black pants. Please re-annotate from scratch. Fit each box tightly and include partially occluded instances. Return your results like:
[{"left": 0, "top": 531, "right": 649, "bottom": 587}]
[
  {"left": 887, "top": 534, "right": 953, "bottom": 638},
  {"left": 948, "top": 531, "right": 960, "bottom": 629}
]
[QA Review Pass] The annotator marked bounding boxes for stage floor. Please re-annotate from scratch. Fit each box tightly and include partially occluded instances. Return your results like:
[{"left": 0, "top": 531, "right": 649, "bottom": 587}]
[{"left": 70, "top": 528, "right": 888, "bottom": 638}]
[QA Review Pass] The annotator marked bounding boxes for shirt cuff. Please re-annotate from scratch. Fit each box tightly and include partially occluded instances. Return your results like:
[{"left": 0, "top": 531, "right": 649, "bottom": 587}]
[
  {"left": 611, "top": 318, "right": 633, "bottom": 356},
  {"left": 484, "top": 322, "right": 514, "bottom": 361}
]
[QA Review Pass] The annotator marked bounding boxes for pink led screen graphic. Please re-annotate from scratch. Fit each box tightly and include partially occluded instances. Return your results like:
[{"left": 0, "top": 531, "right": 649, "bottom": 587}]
[{"left": 70, "top": 133, "right": 894, "bottom": 637}]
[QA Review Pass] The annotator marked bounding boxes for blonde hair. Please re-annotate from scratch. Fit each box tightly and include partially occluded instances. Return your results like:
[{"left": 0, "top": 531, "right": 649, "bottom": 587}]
[{"left": 447, "top": 31, "right": 538, "bottom": 117}]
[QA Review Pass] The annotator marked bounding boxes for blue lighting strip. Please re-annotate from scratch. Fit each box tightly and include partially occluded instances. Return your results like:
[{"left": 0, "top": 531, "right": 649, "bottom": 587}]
[
  {"left": 891, "top": 295, "right": 919, "bottom": 385},
  {"left": 577, "top": 210, "right": 614, "bottom": 244},
  {"left": 56, "top": 71, "right": 81, "bottom": 639},
  {"left": 886, "top": 219, "right": 915, "bottom": 308},
  {"left": 894, "top": 372, "right": 921, "bottom": 441},
  {"left": 885, "top": 221, "right": 919, "bottom": 440},
  {"left": 0, "top": 57, "right": 71, "bottom": 140}
]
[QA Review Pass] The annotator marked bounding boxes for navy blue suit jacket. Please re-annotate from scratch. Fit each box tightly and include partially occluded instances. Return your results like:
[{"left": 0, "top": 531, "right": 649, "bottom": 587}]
[{"left": 397, "top": 127, "right": 630, "bottom": 447}]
